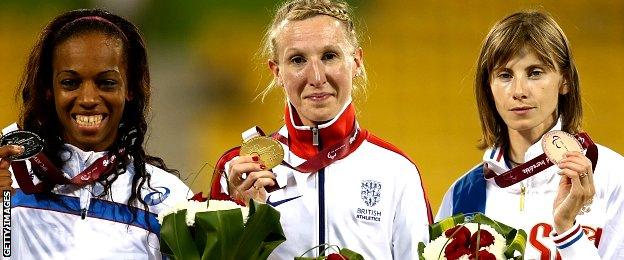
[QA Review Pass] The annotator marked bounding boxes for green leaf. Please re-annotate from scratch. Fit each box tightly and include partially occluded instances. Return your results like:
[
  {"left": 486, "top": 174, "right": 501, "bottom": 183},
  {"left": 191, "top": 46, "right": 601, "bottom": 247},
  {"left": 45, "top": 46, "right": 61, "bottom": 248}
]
[
  {"left": 194, "top": 208, "right": 245, "bottom": 260},
  {"left": 339, "top": 248, "right": 365, "bottom": 260},
  {"left": 233, "top": 200, "right": 286, "bottom": 260},
  {"left": 160, "top": 210, "right": 200, "bottom": 260}
]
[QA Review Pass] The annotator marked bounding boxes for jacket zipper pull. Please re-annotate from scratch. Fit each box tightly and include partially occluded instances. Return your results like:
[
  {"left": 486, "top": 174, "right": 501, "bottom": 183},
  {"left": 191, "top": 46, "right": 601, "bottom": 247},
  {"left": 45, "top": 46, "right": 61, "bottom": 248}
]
[
  {"left": 81, "top": 208, "right": 87, "bottom": 219},
  {"left": 312, "top": 126, "right": 319, "bottom": 146},
  {"left": 519, "top": 183, "right": 526, "bottom": 212}
]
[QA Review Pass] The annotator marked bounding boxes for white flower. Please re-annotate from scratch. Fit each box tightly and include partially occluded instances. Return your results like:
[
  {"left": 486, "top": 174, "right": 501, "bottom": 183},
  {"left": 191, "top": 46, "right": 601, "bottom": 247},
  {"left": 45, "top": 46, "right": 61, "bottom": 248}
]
[
  {"left": 422, "top": 223, "right": 506, "bottom": 260},
  {"left": 157, "top": 199, "right": 249, "bottom": 226}
]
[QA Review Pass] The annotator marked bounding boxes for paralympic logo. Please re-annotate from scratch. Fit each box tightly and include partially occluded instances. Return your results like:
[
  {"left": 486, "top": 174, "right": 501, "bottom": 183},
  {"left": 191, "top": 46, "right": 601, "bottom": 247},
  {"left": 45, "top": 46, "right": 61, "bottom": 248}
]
[{"left": 143, "top": 186, "right": 171, "bottom": 206}]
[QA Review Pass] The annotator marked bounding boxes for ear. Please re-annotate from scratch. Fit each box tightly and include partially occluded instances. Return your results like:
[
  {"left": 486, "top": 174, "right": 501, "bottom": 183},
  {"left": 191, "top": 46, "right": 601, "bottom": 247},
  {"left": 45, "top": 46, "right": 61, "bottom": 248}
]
[
  {"left": 268, "top": 59, "right": 281, "bottom": 86},
  {"left": 352, "top": 47, "right": 364, "bottom": 78},
  {"left": 46, "top": 89, "right": 52, "bottom": 100},
  {"left": 559, "top": 79, "right": 570, "bottom": 95}
]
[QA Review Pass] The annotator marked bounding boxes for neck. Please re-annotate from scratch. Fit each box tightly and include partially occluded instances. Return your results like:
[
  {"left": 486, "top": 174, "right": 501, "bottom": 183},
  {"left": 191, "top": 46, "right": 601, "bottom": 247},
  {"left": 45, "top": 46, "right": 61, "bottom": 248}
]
[{"left": 507, "top": 128, "right": 548, "bottom": 164}]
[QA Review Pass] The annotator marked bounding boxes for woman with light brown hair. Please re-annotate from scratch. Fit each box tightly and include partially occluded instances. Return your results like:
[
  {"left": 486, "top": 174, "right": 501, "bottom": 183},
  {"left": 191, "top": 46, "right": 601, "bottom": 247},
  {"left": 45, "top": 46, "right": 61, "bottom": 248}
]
[
  {"left": 437, "top": 10, "right": 624, "bottom": 259},
  {"left": 210, "top": 0, "right": 432, "bottom": 258}
]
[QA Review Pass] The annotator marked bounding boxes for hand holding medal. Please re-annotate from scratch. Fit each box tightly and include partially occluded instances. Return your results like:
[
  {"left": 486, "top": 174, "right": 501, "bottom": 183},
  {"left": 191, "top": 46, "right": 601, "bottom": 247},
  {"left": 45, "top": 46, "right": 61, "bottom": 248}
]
[
  {"left": 543, "top": 130, "right": 596, "bottom": 233},
  {"left": 0, "top": 131, "right": 44, "bottom": 194},
  {"left": 227, "top": 129, "right": 284, "bottom": 205}
]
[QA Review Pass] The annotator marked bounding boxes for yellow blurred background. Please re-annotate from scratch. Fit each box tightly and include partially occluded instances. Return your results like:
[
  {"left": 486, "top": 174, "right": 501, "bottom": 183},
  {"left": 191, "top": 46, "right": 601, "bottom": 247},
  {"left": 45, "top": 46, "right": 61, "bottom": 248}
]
[{"left": 1, "top": 1, "right": 622, "bottom": 215}]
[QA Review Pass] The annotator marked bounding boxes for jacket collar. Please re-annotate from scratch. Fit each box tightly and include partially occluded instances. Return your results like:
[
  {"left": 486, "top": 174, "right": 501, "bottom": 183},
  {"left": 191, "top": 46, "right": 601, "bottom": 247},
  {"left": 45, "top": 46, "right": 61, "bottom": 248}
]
[
  {"left": 283, "top": 100, "right": 357, "bottom": 160},
  {"left": 483, "top": 118, "right": 562, "bottom": 192}
]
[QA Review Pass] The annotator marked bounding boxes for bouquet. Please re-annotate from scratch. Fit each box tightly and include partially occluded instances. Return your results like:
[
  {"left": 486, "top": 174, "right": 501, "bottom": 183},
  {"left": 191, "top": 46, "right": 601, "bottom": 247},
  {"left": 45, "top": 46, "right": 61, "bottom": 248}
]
[
  {"left": 158, "top": 193, "right": 286, "bottom": 260},
  {"left": 418, "top": 213, "right": 527, "bottom": 260},
  {"left": 295, "top": 244, "right": 364, "bottom": 260}
]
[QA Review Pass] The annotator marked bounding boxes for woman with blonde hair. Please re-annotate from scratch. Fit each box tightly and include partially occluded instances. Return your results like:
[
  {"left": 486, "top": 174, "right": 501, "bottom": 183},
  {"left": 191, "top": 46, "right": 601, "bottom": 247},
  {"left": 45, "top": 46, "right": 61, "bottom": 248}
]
[
  {"left": 437, "top": 10, "right": 624, "bottom": 259},
  {"left": 210, "top": 0, "right": 432, "bottom": 258}
]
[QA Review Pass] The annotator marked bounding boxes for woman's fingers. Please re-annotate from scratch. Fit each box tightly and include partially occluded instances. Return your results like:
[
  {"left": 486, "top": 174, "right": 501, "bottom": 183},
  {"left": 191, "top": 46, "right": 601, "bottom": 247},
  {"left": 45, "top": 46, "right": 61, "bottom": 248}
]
[
  {"left": 228, "top": 155, "right": 266, "bottom": 185},
  {"left": 0, "top": 145, "right": 24, "bottom": 167}
]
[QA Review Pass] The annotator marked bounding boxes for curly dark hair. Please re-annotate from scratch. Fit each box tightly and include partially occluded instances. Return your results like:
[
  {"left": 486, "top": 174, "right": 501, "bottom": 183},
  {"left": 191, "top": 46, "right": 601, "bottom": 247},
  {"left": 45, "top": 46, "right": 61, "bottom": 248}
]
[{"left": 17, "top": 9, "right": 178, "bottom": 215}]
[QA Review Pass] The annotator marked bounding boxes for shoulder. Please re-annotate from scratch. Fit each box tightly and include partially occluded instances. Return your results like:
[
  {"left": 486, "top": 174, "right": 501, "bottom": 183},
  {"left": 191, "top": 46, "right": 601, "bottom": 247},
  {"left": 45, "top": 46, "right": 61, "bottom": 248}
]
[
  {"left": 444, "top": 163, "right": 486, "bottom": 194},
  {"left": 596, "top": 143, "right": 624, "bottom": 163},
  {"left": 144, "top": 163, "right": 190, "bottom": 198},
  {"left": 362, "top": 132, "right": 417, "bottom": 170},
  {"left": 2, "top": 123, "right": 18, "bottom": 134}
]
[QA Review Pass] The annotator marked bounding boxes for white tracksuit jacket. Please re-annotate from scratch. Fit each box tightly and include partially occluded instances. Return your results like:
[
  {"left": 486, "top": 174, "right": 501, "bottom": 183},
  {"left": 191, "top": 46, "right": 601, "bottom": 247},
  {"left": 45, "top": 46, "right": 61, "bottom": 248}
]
[
  {"left": 437, "top": 120, "right": 624, "bottom": 259},
  {"left": 2, "top": 124, "right": 191, "bottom": 259},
  {"left": 213, "top": 102, "right": 432, "bottom": 259}
]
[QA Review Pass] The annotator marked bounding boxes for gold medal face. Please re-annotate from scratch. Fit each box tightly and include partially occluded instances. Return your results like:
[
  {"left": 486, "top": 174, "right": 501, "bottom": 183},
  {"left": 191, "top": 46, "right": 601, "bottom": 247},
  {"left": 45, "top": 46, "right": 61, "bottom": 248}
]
[
  {"left": 541, "top": 130, "right": 583, "bottom": 164},
  {"left": 240, "top": 136, "right": 284, "bottom": 169}
]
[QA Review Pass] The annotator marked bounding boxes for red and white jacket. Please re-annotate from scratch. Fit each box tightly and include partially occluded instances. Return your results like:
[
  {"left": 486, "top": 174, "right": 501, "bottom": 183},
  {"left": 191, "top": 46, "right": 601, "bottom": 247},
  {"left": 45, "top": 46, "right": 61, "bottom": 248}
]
[{"left": 211, "top": 102, "right": 432, "bottom": 259}]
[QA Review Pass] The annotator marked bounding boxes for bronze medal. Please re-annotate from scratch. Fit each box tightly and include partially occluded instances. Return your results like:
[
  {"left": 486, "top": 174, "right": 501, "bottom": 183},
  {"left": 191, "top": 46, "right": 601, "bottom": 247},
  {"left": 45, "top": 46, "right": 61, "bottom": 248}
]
[
  {"left": 240, "top": 136, "right": 284, "bottom": 169},
  {"left": 541, "top": 130, "right": 583, "bottom": 164}
]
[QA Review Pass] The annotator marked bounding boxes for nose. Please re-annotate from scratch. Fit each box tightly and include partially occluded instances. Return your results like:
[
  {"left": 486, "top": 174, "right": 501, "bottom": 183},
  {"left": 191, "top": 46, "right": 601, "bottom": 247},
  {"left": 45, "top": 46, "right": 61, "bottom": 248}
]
[
  {"left": 511, "top": 78, "right": 528, "bottom": 100},
  {"left": 306, "top": 59, "right": 327, "bottom": 88},
  {"left": 77, "top": 81, "right": 100, "bottom": 108}
]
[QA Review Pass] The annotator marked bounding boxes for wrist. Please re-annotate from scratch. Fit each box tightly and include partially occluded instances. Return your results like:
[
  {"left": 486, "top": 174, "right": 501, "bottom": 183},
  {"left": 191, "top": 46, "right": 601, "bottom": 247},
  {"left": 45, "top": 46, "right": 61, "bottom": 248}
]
[{"left": 553, "top": 217, "right": 575, "bottom": 236}]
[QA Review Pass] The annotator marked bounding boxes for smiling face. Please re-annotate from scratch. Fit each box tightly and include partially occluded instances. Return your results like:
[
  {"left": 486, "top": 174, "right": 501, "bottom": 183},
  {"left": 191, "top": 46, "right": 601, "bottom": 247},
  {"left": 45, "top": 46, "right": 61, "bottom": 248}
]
[
  {"left": 52, "top": 32, "right": 128, "bottom": 151},
  {"left": 269, "top": 15, "right": 362, "bottom": 126},
  {"left": 490, "top": 48, "right": 569, "bottom": 138}
]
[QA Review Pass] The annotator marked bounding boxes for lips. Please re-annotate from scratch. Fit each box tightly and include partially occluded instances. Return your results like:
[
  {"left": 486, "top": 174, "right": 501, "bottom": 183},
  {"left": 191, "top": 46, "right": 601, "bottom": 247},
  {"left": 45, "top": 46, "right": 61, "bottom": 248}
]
[
  {"left": 305, "top": 92, "right": 333, "bottom": 101},
  {"left": 510, "top": 106, "right": 534, "bottom": 115}
]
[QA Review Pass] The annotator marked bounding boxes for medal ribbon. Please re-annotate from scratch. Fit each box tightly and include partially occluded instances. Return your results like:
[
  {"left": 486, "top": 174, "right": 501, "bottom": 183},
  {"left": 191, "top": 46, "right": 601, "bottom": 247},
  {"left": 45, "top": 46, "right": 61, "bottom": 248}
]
[
  {"left": 271, "top": 121, "right": 367, "bottom": 173},
  {"left": 484, "top": 132, "right": 598, "bottom": 188},
  {"left": 12, "top": 149, "right": 124, "bottom": 194}
]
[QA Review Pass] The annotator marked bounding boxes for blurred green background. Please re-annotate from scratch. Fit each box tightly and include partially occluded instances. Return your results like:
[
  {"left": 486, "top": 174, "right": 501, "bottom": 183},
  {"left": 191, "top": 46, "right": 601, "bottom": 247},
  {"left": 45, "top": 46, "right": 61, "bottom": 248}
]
[{"left": 1, "top": 1, "right": 622, "bottom": 215}]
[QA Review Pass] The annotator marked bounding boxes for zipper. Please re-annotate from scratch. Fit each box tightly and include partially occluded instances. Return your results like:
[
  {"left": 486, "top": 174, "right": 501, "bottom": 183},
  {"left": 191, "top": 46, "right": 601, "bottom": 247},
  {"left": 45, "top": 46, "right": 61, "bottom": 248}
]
[
  {"left": 312, "top": 125, "right": 325, "bottom": 255},
  {"left": 312, "top": 126, "right": 319, "bottom": 146},
  {"left": 519, "top": 182, "right": 526, "bottom": 212}
]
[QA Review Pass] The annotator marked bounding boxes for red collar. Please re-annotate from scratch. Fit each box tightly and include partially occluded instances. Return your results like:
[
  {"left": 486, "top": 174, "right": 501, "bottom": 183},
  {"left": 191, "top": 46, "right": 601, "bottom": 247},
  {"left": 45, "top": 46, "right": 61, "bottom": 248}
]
[{"left": 284, "top": 103, "right": 357, "bottom": 160}]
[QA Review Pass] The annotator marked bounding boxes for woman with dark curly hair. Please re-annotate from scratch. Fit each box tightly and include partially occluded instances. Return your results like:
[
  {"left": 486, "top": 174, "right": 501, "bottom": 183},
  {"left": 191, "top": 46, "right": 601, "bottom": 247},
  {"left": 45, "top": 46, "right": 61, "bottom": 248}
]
[{"left": 0, "top": 9, "right": 189, "bottom": 259}]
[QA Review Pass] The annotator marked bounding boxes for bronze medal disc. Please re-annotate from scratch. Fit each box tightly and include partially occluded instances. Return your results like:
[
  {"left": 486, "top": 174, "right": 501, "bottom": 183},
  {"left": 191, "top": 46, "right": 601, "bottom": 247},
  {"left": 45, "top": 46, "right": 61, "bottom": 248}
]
[
  {"left": 240, "top": 136, "right": 284, "bottom": 169},
  {"left": 541, "top": 130, "right": 583, "bottom": 164}
]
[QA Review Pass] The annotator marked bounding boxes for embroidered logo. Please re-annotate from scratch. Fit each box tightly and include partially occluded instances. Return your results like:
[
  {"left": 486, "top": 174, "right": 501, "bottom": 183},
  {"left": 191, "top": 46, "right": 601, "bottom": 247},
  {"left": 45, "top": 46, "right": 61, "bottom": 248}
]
[
  {"left": 361, "top": 180, "right": 381, "bottom": 207},
  {"left": 143, "top": 186, "right": 171, "bottom": 206}
]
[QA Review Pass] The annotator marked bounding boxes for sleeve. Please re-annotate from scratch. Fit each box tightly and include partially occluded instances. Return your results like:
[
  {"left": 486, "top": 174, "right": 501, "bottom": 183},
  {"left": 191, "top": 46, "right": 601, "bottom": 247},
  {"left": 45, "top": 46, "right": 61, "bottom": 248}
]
[
  {"left": 596, "top": 152, "right": 624, "bottom": 259},
  {"left": 550, "top": 148, "right": 624, "bottom": 259},
  {"left": 391, "top": 164, "right": 431, "bottom": 259},
  {"left": 209, "top": 147, "right": 242, "bottom": 203},
  {"left": 549, "top": 222, "right": 600, "bottom": 259},
  {"left": 435, "top": 185, "right": 455, "bottom": 222}
]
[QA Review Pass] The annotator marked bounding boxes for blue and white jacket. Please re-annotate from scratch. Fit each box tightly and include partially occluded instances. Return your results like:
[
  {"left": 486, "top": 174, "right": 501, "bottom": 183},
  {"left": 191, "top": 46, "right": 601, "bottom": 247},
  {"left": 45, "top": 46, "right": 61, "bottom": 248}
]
[{"left": 3, "top": 124, "right": 191, "bottom": 260}]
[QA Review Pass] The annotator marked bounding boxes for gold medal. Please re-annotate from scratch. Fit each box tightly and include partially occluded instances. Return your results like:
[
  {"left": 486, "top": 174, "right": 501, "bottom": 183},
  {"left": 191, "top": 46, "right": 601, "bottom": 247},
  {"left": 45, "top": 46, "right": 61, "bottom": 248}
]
[
  {"left": 240, "top": 136, "right": 284, "bottom": 169},
  {"left": 541, "top": 130, "right": 583, "bottom": 164}
]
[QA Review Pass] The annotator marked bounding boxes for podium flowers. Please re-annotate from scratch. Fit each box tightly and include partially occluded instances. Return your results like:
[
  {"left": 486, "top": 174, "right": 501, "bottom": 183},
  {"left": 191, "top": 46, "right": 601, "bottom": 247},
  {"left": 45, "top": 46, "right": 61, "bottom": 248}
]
[
  {"left": 158, "top": 193, "right": 285, "bottom": 260},
  {"left": 418, "top": 213, "right": 527, "bottom": 260}
]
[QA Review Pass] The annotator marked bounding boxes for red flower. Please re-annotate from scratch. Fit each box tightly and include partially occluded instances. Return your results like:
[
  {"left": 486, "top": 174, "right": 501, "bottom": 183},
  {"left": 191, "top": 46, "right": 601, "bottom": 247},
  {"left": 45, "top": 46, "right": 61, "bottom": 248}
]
[
  {"left": 470, "top": 229, "right": 495, "bottom": 249},
  {"left": 445, "top": 225, "right": 471, "bottom": 242},
  {"left": 327, "top": 253, "right": 347, "bottom": 260},
  {"left": 469, "top": 249, "right": 496, "bottom": 260},
  {"left": 444, "top": 226, "right": 472, "bottom": 260},
  {"left": 443, "top": 225, "right": 497, "bottom": 260},
  {"left": 190, "top": 192, "right": 208, "bottom": 202}
]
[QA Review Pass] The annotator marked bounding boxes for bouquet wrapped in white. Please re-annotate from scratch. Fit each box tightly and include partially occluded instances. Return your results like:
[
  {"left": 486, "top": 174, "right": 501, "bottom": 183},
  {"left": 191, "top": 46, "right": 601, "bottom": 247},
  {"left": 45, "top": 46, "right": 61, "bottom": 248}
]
[
  {"left": 418, "top": 213, "right": 526, "bottom": 260},
  {"left": 158, "top": 193, "right": 285, "bottom": 260}
]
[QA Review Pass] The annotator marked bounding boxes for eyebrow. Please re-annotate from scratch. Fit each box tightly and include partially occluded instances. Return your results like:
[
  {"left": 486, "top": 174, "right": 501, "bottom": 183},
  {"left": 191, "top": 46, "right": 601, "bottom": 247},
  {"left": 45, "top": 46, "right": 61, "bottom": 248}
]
[{"left": 55, "top": 69, "right": 120, "bottom": 77}]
